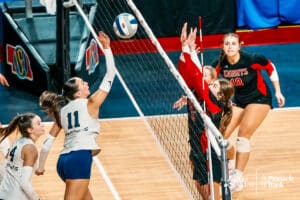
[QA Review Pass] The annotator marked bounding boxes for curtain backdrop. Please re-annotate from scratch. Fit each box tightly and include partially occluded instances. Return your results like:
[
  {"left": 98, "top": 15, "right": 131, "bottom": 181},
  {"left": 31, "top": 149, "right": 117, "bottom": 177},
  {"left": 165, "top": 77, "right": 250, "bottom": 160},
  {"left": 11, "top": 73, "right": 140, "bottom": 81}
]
[
  {"left": 237, "top": 0, "right": 300, "bottom": 29},
  {"left": 133, "top": 0, "right": 236, "bottom": 36}
]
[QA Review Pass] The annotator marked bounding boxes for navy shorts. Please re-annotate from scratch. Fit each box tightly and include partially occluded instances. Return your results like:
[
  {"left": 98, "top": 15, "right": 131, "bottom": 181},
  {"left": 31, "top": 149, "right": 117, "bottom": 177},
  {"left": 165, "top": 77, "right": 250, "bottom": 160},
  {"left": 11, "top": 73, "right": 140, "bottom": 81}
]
[{"left": 57, "top": 150, "right": 93, "bottom": 181}]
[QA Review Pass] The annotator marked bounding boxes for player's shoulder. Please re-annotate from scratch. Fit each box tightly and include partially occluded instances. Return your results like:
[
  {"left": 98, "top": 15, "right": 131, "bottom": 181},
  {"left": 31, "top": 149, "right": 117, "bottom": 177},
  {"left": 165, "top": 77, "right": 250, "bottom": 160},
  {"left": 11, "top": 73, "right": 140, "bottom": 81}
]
[{"left": 241, "top": 51, "right": 268, "bottom": 64}]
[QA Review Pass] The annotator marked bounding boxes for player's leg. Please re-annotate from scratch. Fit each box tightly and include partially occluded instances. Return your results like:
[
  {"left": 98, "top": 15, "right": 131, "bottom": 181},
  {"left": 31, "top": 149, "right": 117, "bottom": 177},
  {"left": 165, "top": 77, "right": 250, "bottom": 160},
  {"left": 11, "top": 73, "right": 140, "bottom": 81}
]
[
  {"left": 57, "top": 150, "right": 93, "bottom": 199},
  {"left": 196, "top": 182, "right": 209, "bottom": 200},
  {"left": 213, "top": 182, "right": 221, "bottom": 200},
  {"left": 235, "top": 103, "right": 270, "bottom": 171},
  {"left": 222, "top": 106, "right": 244, "bottom": 139},
  {"left": 231, "top": 103, "right": 270, "bottom": 191},
  {"left": 196, "top": 182, "right": 220, "bottom": 200},
  {"left": 83, "top": 189, "right": 93, "bottom": 200},
  {"left": 192, "top": 152, "right": 211, "bottom": 199},
  {"left": 64, "top": 179, "right": 92, "bottom": 200}
]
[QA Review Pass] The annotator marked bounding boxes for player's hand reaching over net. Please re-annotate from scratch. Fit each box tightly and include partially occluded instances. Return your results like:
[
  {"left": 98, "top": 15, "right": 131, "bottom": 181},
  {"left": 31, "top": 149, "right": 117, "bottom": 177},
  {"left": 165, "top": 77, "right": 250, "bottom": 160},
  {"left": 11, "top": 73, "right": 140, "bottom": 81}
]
[
  {"left": 98, "top": 31, "right": 110, "bottom": 49},
  {"left": 180, "top": 22, "right": 199, "bottom": 53}
]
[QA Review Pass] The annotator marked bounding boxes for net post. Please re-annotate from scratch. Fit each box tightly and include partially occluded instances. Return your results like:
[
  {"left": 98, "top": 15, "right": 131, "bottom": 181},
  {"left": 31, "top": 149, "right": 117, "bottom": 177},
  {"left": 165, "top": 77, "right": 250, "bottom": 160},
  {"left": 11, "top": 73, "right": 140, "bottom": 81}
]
[
  {"left": 53, "top": 0, "right": 71, "bottom": 92},
  {"left": 220, "top": 140, "right": 232, "bottom": 200}
]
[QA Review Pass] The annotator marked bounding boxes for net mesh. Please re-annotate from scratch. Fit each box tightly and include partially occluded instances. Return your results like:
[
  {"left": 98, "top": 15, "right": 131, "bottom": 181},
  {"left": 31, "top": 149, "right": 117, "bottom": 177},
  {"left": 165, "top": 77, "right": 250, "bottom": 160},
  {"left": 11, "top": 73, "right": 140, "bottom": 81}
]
[{"left": 83, "top": 0, "right": 220, "bottom": 199}]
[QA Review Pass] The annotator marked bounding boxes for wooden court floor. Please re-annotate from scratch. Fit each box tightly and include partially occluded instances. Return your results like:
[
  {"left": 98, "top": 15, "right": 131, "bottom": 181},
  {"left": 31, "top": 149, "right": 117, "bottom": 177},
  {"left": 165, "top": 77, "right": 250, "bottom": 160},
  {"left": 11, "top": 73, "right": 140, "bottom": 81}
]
[{"left": 6, "top": 108, "right": 300, "bottom": 200}]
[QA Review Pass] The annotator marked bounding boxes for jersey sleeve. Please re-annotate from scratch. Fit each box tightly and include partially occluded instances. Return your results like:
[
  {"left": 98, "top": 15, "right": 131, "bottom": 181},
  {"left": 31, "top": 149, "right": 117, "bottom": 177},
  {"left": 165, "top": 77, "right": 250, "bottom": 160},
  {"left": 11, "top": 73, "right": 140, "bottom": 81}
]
[
  {"left": 178, "top": 45, "right": 198, "bottom": 89},
  {"left": 20, "top": 166, "right": 39, "bottom": 200},
  {"left": 179, "top": 46, "right": 221, "bottom": 114},
  {"left": 251, "top": 54, "right": 279, "bottom": 81},
  {"left": 193, "top": 73, "right": 221, "bottom": 114}
]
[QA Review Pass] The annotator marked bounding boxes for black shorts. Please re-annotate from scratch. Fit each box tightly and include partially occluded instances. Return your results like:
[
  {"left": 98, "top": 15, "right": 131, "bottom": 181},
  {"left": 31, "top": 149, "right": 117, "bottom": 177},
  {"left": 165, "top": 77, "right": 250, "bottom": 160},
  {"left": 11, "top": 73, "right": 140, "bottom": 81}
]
[
  {"left": 190, "top": 148, "right": 221, "bottom": 185},
  {"left": 232, "top": 94, "right": 273, "bottom": 109}
]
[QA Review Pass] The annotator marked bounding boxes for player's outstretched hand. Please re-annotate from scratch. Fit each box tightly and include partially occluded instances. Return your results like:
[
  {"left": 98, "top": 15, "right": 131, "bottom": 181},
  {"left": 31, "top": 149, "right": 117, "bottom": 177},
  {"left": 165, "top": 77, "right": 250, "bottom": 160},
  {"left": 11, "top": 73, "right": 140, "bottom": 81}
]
[
  {"left": 173, "top": 95, "right": 187, "bottom": 111},
  {"left": 98, "top": 31, "right": 110, "bottom": 49}
]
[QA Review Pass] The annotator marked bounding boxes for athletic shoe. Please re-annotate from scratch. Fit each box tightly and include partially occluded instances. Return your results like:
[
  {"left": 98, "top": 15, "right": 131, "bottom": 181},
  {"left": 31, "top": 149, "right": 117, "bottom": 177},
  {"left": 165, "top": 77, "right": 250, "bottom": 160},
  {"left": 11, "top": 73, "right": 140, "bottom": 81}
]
[{"left": 229, "top": 169, "right": 244, "bottom": 192}]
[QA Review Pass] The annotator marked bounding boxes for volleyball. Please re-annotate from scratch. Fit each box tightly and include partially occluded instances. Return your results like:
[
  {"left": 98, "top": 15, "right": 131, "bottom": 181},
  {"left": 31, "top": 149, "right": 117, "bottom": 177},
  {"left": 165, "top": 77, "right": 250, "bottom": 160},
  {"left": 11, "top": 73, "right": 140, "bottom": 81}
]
[{"left": 113, "top": 13, "right": 138, "bottom": 39}]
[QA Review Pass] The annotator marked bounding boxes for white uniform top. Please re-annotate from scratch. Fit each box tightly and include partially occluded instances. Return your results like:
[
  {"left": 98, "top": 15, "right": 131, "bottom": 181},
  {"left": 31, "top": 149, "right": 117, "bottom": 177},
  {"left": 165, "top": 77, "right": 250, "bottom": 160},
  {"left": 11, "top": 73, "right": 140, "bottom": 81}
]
[
  {"left": 0, "top": 137, "right": 10, "bottom": 156},
  {"left": 60, "top": 98, "right": 100, "bottom": 154},
  {"left": 0, "top": 137, "right": 36, "bottom": 200},
  {"left": 0, "top": 137, "right": 10, "bottom": 182}
]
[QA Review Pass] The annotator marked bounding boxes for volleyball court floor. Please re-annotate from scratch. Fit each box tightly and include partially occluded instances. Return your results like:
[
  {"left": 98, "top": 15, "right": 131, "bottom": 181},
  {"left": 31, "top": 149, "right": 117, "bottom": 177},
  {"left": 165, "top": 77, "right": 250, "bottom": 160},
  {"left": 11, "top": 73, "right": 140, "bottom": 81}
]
[{"left": 5, "top": 108, "right": 300, "bottom": 200}]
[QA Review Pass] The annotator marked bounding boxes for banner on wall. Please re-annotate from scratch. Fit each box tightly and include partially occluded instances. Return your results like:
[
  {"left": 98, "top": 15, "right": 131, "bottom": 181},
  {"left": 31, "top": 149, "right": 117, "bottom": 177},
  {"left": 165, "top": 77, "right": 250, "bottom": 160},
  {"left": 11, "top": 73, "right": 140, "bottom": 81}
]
[
  {"left": 1, "top": 9, "right": 49, "bottom": 95},
  {"left": 237, "top": 0, "right": 300, "bottom": 29},
  {"left": 279, "top": 0, "right": 300, "bottom": 24}
]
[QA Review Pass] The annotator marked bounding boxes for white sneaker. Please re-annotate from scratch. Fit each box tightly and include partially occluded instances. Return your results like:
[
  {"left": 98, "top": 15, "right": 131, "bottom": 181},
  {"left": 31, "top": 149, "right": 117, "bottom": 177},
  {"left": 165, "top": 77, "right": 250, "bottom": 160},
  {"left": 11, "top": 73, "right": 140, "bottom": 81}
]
[
  {"left": 227, "top": 160, "right": 235, "bottom": 175},
  {"left": 229, "top": 169, "right": 244, "bottom": 192}
]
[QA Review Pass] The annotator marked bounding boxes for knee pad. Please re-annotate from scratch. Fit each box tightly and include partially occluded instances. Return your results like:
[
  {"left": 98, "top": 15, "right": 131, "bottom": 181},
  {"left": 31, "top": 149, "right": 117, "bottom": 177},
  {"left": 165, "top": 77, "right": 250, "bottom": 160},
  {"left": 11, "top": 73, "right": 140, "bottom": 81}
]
[{"left": 236, "top": 137, "right": 250, "bottom": 153}]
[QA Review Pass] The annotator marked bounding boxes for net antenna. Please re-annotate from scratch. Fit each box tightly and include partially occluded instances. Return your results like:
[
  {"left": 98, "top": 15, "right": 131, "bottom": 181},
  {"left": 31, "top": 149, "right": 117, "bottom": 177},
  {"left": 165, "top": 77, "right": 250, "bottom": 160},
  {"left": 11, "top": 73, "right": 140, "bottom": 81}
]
[
  {"left": 63, "top": 1, "right": 121, "bottom": 200},
  {"left": 198, "top": 16, "right": 215, "bottom": 200},
  {"left": 197, "top": 16, "right": 231, "bottom": 200}
]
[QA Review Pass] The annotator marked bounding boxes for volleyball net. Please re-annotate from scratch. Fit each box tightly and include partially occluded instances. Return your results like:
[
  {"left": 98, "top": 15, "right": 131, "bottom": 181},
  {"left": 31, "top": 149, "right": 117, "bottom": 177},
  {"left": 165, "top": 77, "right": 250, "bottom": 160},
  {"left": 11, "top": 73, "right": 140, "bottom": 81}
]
[{"left": 68, "top": 0, "right": 231, "bottom": 199}]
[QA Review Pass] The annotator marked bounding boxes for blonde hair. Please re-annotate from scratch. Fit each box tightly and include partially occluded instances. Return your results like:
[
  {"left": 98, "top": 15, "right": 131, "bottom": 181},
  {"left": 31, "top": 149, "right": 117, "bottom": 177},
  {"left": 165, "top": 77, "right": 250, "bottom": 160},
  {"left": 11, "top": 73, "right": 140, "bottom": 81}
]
[{"left": 204, "top": 65, "right": 217, "bottom": 81}]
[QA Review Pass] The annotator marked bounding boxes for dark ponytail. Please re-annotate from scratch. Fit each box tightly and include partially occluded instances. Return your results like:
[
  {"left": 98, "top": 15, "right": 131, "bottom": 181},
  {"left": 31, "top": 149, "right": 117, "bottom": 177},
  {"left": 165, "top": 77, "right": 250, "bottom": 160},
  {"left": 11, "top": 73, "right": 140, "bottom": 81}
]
[
  {"left": 217, "top": 78, "right": 234, "bottom": 134},
  {"left": 217, "top": 50, "right": 225, "bottom": 68},
  {"left": 61, "top": 77, "right": 79, "bottom": 102},
  {"left": 39, "top": 91, "right": 65, "bottom": 128}
]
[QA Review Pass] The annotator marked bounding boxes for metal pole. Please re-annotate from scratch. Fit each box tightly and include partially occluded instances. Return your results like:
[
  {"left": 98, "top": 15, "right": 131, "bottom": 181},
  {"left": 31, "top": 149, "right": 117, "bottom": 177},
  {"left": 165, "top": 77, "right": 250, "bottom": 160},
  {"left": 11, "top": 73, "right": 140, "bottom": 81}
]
[
  {"left": 54, "top": 0, "right": 71, "bottom": 92},
  {"left": 220, "top": 140, "right": 232, "bottom": 200}
]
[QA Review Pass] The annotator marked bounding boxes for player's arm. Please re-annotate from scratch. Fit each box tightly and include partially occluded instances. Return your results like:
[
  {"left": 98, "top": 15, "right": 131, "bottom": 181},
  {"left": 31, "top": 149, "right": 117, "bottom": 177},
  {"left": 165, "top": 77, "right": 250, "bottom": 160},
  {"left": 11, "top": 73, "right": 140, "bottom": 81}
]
[
  {"left": 36, "top": 122, "right": 61, "bottom": 175},
  {"left": 89, "top": 32, "right": 116, "bottom": 117},
  {"left": 22, "top": 144, "right": 40, "bottom": 200},
  {"left": 252, "top": 55, "right": 285, "bottom": 107},
  {"left": 263, "top": 60, "right": 285, "bottom": 107},
  {"left": 173, "top": 95, "right": 188, "bottom": 110}
]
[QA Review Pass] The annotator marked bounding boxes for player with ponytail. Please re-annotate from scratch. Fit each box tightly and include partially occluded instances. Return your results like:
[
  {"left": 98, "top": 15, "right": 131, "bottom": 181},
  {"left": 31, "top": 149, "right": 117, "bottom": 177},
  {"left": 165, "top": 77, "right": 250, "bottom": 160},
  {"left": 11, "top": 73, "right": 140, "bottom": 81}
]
[
  {"left": 36, "top": 31, "right": 116, "bottom": 200},
  {"left": 0, "top": 113, "right": 45, "bottom": 200},
  {"left": 212, "top": 32, "right": 285, "bottom": 192}
]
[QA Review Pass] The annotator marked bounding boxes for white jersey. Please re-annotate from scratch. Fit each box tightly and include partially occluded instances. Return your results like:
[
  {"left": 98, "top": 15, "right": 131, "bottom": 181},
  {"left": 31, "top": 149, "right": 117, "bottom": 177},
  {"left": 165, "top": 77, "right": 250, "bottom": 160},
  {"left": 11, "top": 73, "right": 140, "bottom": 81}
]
[
  {"left": 0, "top": 137, "right": 10, "bottom": 182},
  {"left": 0, "top": 137, "right": 36, "bottom": 200},
  {"left": 0, "top": 137, "right": 10, "bottom": 156},
  {"left": 60, "top": 98, "right": 100, "bottom": 154}
]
